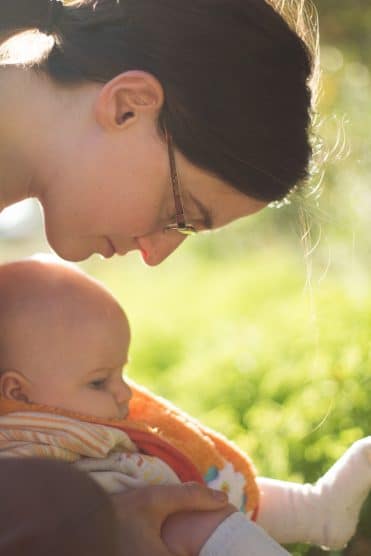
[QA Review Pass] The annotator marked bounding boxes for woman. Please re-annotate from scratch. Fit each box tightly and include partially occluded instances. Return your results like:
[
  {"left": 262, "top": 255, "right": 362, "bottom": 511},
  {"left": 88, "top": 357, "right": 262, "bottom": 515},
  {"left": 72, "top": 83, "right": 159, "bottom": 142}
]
[{"left": 0, "top": 0, "right": 317, "bottom": 554}]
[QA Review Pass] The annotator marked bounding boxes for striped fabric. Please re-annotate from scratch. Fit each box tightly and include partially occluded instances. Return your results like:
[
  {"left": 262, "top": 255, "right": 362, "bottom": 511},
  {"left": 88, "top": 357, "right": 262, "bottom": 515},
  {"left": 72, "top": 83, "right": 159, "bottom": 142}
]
[{"left": 0, "top": 411, "right": 137, "bottom": 461}]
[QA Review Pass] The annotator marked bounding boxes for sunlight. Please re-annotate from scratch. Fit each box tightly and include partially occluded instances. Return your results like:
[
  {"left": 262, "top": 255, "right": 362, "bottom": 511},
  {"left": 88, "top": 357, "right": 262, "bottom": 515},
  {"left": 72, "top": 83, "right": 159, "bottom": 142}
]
[{"left": 0, "top": 199, "right": 39, "bottom": 237}]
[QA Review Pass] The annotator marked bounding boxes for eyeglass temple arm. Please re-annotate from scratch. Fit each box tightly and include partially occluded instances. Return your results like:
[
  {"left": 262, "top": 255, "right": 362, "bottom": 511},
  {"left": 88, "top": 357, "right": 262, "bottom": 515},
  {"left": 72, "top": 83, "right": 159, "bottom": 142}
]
[{"left": 165, "top": 129, "right": 187, "bottom": 227}]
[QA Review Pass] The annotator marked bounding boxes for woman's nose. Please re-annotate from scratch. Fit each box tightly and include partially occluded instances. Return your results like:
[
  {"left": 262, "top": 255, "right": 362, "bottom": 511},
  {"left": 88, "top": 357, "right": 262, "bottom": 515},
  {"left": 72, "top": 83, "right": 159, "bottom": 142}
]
[{"left": 137, "top": 230, "right": 187, "bottom": 266}]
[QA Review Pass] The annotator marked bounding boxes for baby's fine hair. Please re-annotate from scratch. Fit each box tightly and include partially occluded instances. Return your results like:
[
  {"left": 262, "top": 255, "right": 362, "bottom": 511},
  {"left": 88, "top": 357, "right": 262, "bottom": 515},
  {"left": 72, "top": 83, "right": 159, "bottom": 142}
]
[{"left": 0, "top": 0, "right": 318, "bottom": 202}]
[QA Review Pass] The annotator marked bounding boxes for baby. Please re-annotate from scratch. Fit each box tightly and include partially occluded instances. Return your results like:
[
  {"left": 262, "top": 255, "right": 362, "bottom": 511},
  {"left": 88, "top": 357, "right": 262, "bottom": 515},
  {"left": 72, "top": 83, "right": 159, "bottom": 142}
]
[{"left": 0, "top": 258, "right": 370, "bottom": 556}]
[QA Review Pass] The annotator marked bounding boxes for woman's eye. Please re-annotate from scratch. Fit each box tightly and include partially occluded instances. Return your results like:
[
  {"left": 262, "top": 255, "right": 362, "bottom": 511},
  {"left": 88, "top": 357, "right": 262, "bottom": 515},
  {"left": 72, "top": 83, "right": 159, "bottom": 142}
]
[{"left": 89, "top": 379, "right": 106, "bottom": 389}]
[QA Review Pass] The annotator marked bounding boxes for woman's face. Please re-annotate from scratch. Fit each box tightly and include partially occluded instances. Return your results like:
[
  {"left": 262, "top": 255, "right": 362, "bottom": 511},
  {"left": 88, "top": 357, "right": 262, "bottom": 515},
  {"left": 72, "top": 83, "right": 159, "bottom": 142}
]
[{"left": 37, "top": 80, "right": 265, "bottom": 266}]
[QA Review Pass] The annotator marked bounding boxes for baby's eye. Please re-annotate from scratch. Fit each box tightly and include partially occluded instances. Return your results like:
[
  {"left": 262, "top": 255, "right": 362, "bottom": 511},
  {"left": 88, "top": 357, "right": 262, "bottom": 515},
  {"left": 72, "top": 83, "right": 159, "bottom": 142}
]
[{"left": 89, "top": 378, "right": 107, "bottom": 389}]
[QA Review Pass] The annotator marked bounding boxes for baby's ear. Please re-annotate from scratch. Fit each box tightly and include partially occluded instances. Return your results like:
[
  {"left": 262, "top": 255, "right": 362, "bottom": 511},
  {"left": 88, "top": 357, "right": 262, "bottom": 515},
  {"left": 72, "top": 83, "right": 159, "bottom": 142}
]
[{"left": 0, "top": 370, "right": 29, "bottom": 402}]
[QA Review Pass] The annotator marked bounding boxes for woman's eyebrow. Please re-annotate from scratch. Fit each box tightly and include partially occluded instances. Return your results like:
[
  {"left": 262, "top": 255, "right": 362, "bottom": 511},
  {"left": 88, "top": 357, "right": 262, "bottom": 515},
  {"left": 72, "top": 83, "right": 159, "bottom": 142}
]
[{"left": 189, "top": 192, "right": 213, "bottom": 229}]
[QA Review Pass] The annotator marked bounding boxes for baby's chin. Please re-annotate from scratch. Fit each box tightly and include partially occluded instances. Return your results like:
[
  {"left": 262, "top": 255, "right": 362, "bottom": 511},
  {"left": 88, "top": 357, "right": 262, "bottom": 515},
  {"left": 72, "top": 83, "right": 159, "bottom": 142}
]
[
  {"left": 74, "top": 409, "right": 129, "bottom": 422},
  {"left": 26, "top": 396, "right": 129, "bottom": 421},
  {"left": 84, "top": 406, "right": 129, "bottom": 421},
  {"left": 41, "top": 402, "right": 129, "bottom": 422}
]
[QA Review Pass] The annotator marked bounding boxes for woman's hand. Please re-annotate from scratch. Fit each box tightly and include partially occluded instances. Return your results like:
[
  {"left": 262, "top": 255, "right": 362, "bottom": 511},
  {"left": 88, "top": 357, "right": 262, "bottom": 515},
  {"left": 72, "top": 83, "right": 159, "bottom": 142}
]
[
  {"left": 162, "top": 504, "right": 237, "bottom": 556},
  {"left": 111, "top": 483, "right": 228, "bottom": 556}
]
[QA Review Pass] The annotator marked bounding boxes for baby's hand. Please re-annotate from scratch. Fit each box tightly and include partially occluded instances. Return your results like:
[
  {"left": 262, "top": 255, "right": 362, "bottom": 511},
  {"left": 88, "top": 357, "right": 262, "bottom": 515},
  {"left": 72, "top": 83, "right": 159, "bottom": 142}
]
[{"left": 162, "top": 503, "right": 237, "bottom": 556}]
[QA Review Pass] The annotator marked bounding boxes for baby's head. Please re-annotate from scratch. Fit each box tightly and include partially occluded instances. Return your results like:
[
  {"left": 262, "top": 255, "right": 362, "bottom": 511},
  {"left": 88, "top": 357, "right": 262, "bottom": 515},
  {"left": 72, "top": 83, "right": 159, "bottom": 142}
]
[{"left": 0, "top": 258, "right": 132, "bottom": 419}]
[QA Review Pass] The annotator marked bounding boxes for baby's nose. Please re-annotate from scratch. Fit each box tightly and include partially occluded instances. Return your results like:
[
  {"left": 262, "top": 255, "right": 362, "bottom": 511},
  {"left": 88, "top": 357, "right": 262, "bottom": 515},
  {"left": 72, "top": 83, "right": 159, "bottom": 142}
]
[{"left": 115, "top": 379, "right": 132, "bottom": 404}]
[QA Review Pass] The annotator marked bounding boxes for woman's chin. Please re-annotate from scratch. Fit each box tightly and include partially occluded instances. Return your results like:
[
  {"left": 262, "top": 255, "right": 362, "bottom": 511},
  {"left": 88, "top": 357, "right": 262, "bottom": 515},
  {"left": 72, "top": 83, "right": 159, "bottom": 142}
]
[{"left": 48, "top": 240, "right": 97, "bottom": 263}]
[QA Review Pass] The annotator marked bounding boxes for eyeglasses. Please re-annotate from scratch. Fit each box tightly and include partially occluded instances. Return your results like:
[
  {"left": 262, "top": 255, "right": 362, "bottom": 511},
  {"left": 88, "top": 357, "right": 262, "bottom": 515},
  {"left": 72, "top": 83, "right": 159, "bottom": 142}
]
[{"left": 164, "top": 129, "right": 197, "bottom": 236}]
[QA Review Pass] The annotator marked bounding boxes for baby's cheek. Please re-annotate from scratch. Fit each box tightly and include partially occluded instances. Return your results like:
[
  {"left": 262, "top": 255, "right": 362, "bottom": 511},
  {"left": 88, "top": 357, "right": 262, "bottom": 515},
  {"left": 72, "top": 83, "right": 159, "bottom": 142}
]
[
  {"left": 50, "top": 390, "right": 112, "bottom": 419},
  {"left": 29, "top": 385, "right": 65, "bottom": 407},
  {"left": 85, "top": 393, "right": 121, "bottom": 419}
]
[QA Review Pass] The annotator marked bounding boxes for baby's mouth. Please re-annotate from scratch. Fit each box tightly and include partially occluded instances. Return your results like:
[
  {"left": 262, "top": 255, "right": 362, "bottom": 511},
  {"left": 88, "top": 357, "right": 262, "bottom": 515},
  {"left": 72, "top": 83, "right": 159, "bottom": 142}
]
[{"left": 119, "top": 407, "right": 129, "bottom": 420}]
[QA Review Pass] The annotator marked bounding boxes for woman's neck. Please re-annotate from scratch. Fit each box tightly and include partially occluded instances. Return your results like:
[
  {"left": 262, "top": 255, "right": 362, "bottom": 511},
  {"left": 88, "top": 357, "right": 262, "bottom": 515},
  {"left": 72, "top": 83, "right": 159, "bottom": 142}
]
[
  {"left": 0, "top": 65, "right": 64, "bottom": 213},
  {"left": 0, "top": 67, "right": 37, "bottom": 211},
  {"left": 0, "top": 139, "right": 34, "bottom": 212},
  {"left": 0, "top": 61, "right": 102, "bottom": 215}
]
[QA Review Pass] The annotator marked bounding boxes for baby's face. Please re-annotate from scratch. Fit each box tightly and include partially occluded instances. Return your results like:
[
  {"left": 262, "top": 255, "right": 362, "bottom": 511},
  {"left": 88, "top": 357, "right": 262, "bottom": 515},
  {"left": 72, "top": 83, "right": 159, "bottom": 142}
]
[
  {"left": 28, "top": 300, "right": 133, "bottom": 420},
  {"left": 0, "top": 262, "right": 132, "bottom": 420}
]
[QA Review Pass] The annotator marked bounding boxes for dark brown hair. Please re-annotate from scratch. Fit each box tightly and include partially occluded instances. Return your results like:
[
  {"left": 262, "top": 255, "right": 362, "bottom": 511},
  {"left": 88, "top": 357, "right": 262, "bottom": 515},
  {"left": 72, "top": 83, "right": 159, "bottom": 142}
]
[{"left": 0, "top": 0, "right": 317, "bottom": 202}]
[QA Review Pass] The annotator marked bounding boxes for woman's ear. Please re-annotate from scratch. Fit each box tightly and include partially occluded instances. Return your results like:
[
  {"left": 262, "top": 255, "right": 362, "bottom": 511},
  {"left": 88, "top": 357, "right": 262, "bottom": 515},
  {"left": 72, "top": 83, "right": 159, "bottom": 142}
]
[
  {"left": 94, "top": 70, "right": 165, "bottom": 131},
  {"left": 0, "top": 370, "right": 30, "bottom": 402}
]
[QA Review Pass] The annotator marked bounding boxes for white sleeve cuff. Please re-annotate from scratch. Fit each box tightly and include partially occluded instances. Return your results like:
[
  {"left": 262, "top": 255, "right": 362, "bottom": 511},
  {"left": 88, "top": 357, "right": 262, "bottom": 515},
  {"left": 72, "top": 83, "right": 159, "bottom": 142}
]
[{"left": 199, "top": 512, "right": 290, "bottom": 556}]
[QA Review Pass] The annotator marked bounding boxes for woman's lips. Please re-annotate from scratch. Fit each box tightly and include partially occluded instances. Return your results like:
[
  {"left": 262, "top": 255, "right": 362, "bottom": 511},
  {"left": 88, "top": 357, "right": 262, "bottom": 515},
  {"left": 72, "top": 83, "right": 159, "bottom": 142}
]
[
  {"left": 105, "top": 238, "right": 141, "bottom": 257},
  {"left": 101, "top": 237, "right": 116, "bottom": 258},
  {"left": 135, "top": 238, "right": 148, "bottom": 262},
  {"left": 110, "top": 240, "right": 128, "bottom": 256}
]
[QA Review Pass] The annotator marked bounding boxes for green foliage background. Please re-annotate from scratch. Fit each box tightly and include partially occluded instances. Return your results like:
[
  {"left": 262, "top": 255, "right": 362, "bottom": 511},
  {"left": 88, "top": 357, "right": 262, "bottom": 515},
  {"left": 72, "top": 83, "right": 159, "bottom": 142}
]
[{"left": 1, "top": 2, "right": 370, "bottom": 554}]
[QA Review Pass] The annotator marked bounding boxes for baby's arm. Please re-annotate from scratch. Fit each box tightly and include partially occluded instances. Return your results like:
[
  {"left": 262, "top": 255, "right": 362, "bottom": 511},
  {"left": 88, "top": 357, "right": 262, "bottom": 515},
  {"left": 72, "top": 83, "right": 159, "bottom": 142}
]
[
  {"left": 162, "top": 505, "right": 290, "bottom": 556},
  {"left": 256, "top": 437, "right": 371, "bottom": 549}
]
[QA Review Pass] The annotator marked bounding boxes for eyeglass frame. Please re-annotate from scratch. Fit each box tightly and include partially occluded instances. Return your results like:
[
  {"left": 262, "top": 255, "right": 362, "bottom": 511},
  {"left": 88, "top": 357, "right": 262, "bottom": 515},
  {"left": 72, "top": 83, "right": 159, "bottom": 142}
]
[{"left": 164, "top": 129, "right": 197, "bottom": 236}]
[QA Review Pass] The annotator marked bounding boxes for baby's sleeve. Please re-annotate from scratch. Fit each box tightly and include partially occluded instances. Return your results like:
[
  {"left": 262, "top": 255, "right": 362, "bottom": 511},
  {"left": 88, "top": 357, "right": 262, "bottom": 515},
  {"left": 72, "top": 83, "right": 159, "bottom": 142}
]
[{"left": 199, "top": 512, "right": 290, "bottom": 556}]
